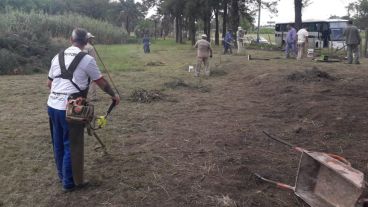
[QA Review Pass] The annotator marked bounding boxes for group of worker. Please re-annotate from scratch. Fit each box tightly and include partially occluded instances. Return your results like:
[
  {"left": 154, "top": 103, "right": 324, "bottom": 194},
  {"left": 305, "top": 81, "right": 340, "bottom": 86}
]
[
  {"left": 285, "top": 23, "right": 309, "bottom": 60},
  {"left": 285, "top": 20, "right": 361, "bottom": 64},
  {"left": 193, "top": 27, "right": 249, "bottom": 77},
  {"left": 223, "top": 26, "right": 247, "bottom": 55},
  {"left": 47, "top": 21, "right": 362, "bottom": 192}
]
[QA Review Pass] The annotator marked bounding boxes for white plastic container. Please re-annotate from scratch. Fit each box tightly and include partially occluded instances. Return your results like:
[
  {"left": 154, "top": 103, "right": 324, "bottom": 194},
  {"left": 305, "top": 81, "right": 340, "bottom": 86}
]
[
  {"left": 307, "top": 49, "right": 314, "bottom": 58},
  {"left": 188, "top": 65, "right": 194, "bottom": 72}
]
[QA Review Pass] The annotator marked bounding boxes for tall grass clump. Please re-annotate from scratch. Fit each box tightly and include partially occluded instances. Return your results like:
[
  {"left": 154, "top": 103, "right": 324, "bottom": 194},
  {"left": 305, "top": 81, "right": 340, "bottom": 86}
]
[{"left": 0, "top": 9, "right": 127, "bottom": 74}]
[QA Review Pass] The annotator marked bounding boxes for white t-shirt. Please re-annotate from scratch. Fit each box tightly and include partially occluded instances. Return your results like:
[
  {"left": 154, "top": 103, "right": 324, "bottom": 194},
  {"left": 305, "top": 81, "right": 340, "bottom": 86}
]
[
  {"left": 297, "top": 28, "right": 309, "bottom": 43},
  {"left": 47, "top": 46, "right": 102, "bottom": 110}
]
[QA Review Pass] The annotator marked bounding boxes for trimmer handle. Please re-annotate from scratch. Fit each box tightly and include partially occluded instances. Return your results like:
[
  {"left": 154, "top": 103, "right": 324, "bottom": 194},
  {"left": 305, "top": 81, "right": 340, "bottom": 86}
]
[
  {"left": 106, "top": 99, "right": 117, "bottom": 118},
  {"left": 262, "top": 131, "right": 304, "bottom": 153}
]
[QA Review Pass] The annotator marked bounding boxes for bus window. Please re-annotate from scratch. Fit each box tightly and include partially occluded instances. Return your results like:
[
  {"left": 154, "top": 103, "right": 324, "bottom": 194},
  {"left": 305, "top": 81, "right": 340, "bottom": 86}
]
[
  {"left": 329, "top": 21, "right": 347, "bottom": 41},
  {"left": 280, "top": 24, "right": 287, "bottom": 32},
  {"left": 330, "top": 28, "right": 344, "bottom": 41},
  {"left": 330, "top": 21, "right": 347, "bottom": 28},
  {"left": 275, "top": 24, "right": 281, "bottom": 32},
  {"left": 322, "top": 23, "right": 329, "bottom": 31},
  {"left": 313, "top": 22, "right": 322, "bottom": 32},
  {"left": 302, "top": 23, "right": 318, "bottom": 32}
]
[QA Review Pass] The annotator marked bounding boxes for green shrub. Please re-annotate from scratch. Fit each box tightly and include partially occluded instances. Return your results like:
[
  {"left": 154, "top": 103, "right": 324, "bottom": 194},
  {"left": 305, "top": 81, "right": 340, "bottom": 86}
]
[
  {"left": 0, "top": 9, "right": 128, "bottom": 74},
  {"left": 0, "top": 49, "right": 21, "bottom": 74},
  {"left": 0, "top": 9, "right": 127, "bottom": 44}
]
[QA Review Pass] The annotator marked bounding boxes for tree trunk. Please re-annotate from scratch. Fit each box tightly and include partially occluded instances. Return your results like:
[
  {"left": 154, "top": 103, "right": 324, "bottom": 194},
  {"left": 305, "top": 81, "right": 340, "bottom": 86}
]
[
  {"left": 189, "top": 17, "right": 196, "bottom": 45},
  {"left": 222, "top": 0, "right": 228, "bottom": 39},
  {"left": 207, "top": 15, "right": 211, "bottom": 42},
  {"left": 215, "top": 8, "right": 219, "bottom": 45},
  {"left": 175, "top": 17, "right": 179, "bottom": 43},
  {"left": 230, "top": 0, "right": 239, "bottom": 32},
  {"left": 364, "top": 29, "right": 368, "bottom": 58},
  {"left": 203, "top": 13, "right": 211, "bottom": 42},
  {"left": 179, "top": 16, "right": 183, "bottom": 43},
  {"left": 126, "top": 16, "right": 130, "bottom": 35},
  {"left": 294, "top": 0, "right": 302, "bottom": 30},
  {"left": 154, "top": 21, "right": 157, "bottom": 40},
  {"left": 230, "top": 0, "right": 239, "bottom": 47}
]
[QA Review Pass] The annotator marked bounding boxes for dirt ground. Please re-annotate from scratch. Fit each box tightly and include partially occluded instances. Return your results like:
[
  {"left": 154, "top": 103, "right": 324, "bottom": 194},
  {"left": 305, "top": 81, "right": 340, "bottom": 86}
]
[{"left": 0, "top": 48, "right": 367, "bottom": 207}]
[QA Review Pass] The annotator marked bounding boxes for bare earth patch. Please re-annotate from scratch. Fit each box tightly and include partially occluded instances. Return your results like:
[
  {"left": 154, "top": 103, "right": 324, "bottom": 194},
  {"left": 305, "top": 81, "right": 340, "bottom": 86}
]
[{"left": 0, "top": 49, "right": 367, "bottom": 207}]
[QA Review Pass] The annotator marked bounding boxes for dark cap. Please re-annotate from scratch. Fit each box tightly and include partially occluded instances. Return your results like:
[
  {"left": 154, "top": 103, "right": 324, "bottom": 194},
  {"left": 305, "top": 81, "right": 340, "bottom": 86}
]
[{"left": 71, "top": 28, "right": 88, "bottom": 45}]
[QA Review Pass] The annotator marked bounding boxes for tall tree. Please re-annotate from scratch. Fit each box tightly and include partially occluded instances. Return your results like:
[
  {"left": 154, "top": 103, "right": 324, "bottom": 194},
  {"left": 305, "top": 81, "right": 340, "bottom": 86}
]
[
  {"left": 184, "top": 0, "right": 199, "bottom": 45},
  {"left": 346, "top": 2, "right": 356, "bottom": 17},
  {"left": 294, "top": 0, "right": 311, "bottom": 30},
  {"left": 222, "top": 0, "right": 229, "bottom": 38},
  {"left": 294, "top": 0, "right": 302, "bottom": 30},
  {"left": 229, "top": 0, "right": 240, "bottom": 34},
  {"left": 214, "top": 3, "right": 220, "bottom": 45},
  {"left": 349, "top": 0, "right": 368, "bottom": 28},
  {"left": 161, "top": 0, "right": 185, "bottom": 43},
  {"left": 119, "top": 0, "right": 147, "bottom": 35}
]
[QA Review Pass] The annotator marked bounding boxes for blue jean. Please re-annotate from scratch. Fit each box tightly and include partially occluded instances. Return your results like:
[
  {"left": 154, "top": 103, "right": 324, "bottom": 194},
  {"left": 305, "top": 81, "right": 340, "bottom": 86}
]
[
  {"left": 285, "top": 42, "right": 296, "bottom": 58},
  {"left": 223, "top": 41, "right": 232, "bottom": 54},
  {"left": 144, "top": 44, "right": 150, "bottom": 53},
  {"left": 48, "top": 107, "right": 75, "bottom": 189}
]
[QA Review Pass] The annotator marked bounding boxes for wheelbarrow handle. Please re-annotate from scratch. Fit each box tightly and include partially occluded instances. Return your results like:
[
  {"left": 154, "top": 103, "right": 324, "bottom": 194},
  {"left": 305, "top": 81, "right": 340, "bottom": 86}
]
[
  {"left": 262, "top": 131, "right": 304, "bottom": 152},
  {"left": 254, "top": 173, "right": 295, "bottom": 191}
]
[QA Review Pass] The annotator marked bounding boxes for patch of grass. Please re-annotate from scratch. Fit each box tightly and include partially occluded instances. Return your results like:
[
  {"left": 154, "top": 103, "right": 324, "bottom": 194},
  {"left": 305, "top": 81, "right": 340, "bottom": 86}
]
[
  {"left": 95, "top": 39, "right": 194, "bottom": 72},
  {"left": 95, "top": 44, "right": 145, "bottom": 71}
]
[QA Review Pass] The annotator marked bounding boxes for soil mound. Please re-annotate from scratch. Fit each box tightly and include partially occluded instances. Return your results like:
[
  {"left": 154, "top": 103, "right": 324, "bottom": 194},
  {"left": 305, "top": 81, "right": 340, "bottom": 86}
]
[
  {"left": 287, "top": 67, "right": 335, "bottom": 82},
  {"left": 164, "top": 78, "right": 211, "bottom": 93},
  {"left": 145, "top": 61, "right": 166, "bottom": 66},
  {"left": 164, "top": 78, "right": 189, "bottom": 89},
  {"left": 211, "top": 68, "right": 228, "bottom": 77},
  {"left": 129, "top": 88, "right": 166, "bottom": 103}
]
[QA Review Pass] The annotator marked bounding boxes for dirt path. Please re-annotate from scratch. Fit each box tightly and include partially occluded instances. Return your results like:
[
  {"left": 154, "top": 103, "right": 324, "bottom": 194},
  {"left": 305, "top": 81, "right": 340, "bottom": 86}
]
[{"left": 0, "top": 52, "right": 367, "bottom": 207}]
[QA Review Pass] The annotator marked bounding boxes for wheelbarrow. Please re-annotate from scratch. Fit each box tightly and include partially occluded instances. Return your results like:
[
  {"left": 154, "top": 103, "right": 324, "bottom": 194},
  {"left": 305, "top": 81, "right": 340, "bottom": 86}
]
[{"left": 255, "top": 131, "right": 365, "bottom": 207}]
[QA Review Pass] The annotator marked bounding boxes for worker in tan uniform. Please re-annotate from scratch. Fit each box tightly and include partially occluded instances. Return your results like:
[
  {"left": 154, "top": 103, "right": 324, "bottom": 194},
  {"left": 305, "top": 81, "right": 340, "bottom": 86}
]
[
  {"left": 84, "top": 32, "right": 98, "bottom": 101},
  {"left": 194, "top": 34, "right": 213, "bottom": 77}
]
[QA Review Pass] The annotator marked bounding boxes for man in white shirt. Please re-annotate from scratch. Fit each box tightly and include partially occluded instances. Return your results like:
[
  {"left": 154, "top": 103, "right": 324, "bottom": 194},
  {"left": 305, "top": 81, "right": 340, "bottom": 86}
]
[
  {"left": 297, "top": 26, "right": 309, "bottom": 60},
  {"left": 47, "top": 28, "right": 120, "bottom": 192},
  {"left": 237, "top": 26, "right": 245, "bottom": 54}
]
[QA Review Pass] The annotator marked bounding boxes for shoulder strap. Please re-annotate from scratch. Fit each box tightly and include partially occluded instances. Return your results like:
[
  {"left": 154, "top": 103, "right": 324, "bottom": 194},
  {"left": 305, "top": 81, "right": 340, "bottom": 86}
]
[{"left": 57, "top": 51, "right": 88, "bottom": 92}]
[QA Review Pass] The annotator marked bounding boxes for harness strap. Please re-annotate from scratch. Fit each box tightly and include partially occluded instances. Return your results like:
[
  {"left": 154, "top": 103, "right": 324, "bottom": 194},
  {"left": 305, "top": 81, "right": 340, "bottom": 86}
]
[{"left": 57, "top": 51, "right": 88, "bottom": 93}]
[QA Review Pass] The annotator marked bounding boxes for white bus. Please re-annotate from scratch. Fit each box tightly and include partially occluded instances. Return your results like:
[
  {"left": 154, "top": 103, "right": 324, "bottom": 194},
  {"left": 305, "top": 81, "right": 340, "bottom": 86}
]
[{"left": 275, "top": 19, "right": 348, "bottom": 50}]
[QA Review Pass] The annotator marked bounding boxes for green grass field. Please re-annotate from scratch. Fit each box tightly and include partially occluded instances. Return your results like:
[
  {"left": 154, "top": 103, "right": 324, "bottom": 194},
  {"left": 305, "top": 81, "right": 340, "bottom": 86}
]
[
  {"left": 1, "top": 38, "right": 367, "bottom": 207},
  {"left": 95, "top": 39, "right": 194, "bottom": 72}
]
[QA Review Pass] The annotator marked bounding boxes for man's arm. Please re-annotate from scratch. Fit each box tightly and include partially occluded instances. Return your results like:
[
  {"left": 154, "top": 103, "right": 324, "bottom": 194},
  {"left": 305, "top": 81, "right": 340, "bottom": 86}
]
[
  {"left": 305, "top": 32, "right": 309, "bottom": 43},
  {"left": 357, "top": 29, "right": 362, "bottom": 44},
  {"left": 95, "top": 77, "right": 120, "bottom": 105},
  {"left": 47, "top": 79, "right": 52, "bottom": 89}
]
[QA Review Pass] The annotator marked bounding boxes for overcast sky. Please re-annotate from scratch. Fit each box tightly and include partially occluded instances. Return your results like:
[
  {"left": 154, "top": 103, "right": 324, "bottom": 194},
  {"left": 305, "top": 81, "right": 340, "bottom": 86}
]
[
  {"left": 253, "top": 0, "right": 356, "bottom": 25},
  {"left": 139, "top": 0, "right": 357, "bottom": 25}
]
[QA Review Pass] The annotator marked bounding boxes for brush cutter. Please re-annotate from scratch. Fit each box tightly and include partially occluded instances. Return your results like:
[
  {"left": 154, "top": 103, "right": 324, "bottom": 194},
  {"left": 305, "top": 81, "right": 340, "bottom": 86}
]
[
  {"left": 255, "top": 131, "right": 365, "bottom": 207},
  {"left": 86, "top": 44, "right": 121, "bottom": 153},
  {"left": 87, "top": 100, "right": 117, "bottom": 152}
]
